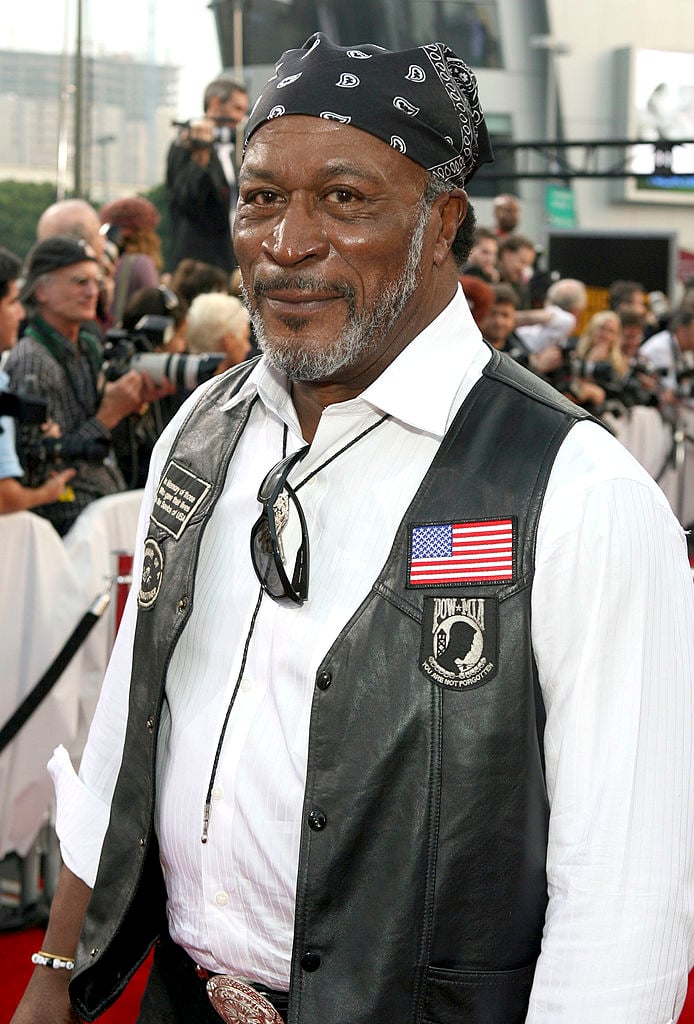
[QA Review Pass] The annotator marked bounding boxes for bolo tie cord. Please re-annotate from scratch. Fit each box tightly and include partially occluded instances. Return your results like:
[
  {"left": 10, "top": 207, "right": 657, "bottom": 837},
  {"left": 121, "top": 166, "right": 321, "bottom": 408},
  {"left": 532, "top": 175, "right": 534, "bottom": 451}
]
[{"left": 200, "top": 411, "right": 390, "bottom": 844}]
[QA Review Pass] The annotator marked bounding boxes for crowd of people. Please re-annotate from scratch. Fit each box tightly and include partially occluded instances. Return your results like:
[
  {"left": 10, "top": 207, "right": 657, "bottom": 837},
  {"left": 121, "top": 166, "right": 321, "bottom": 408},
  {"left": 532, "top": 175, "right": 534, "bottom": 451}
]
[
  {"left": 1, "top": 75, "right": 693, "bottom": 538},
  {"left": 4, "top": 35, "right": 694, "bottom": 1024},
  {"left": 460, "top": 201, "right": 694, "bottom": 433},
  {"left": 0, "top": 85, "right": 255, "bottom": 533}
]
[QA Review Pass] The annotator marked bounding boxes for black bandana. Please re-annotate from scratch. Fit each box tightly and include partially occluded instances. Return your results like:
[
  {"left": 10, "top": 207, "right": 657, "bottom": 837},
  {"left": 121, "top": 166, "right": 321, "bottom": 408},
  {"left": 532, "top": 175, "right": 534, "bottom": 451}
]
[{"left": 244, "top": 33, "right": 493, "bottom": 187}]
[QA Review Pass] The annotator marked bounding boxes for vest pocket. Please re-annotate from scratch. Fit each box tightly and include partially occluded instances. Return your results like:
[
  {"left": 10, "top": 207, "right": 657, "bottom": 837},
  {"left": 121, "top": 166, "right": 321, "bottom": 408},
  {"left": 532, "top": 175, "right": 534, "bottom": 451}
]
[{"left": 421, "top": 961, "right": 536, "bottom": 1024}]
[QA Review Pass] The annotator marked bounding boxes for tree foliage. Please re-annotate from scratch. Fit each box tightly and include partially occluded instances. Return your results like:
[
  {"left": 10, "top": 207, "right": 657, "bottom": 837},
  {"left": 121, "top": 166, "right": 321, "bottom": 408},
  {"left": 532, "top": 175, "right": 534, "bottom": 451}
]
[
  {"left": 0, "top": 179, "right": 172, "bottom": 267},
  {"left": 0, "top": 181, "right": 57, "bottom": 260}
]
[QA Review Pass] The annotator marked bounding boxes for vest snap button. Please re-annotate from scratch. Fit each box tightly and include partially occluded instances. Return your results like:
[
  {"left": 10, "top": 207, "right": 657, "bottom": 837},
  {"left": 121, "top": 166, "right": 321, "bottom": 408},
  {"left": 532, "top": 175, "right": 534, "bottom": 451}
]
[
  {"left": 146, "top": 716, "right": 154, "bottom": 731},
  {"left": 89, "top": 947, "right": 99, "bottom": 958},
  {"left": 138, "top": 836, "right": 146, "bottom": 847},
  {"left": 316, "top": 671, "right": 332, "bottom": 691},
  {"left": 308, "top": 808, "right": 327, "bottom": 831},
  {"left": 177, "top": 597, "right": 188, "bottom": 612},
  {"left": 300, "top": 951, "right": 321, "bottom": 972}
]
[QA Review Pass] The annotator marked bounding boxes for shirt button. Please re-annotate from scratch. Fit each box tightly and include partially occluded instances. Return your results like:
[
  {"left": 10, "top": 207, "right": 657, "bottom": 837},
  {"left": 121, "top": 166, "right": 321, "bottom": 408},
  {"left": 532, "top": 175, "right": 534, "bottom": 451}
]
[
  {"left": 316, "top": 671, "right": 332, "bottom": 691},
  {"left": 300, "top": 951, "right": 321, "bottom": 972},
  {"left": 308, "top": 808, "right": 327, "bottom": 831},
  {"left": 212, "top": 784, "right": 224, "bottom": 801},
  {"left": 215, "top": 891, "right": 229, "bottom": 907},
  {"left": 240, "top": 677, "right": 253, "bottom": 692}
]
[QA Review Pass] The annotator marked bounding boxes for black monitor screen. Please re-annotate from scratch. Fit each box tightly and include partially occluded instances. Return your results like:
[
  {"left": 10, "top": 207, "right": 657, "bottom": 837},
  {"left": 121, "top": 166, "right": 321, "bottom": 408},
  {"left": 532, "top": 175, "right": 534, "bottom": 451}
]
[{"left": 546, "top": 231, "right": 675, "bottom": 295}]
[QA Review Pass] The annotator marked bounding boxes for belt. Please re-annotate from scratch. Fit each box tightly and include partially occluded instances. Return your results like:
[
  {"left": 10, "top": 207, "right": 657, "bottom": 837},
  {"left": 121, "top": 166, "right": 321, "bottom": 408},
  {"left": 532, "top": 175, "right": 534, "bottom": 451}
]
[{"left": 193, "top": 959, "right": 289, "bottom": 1023}]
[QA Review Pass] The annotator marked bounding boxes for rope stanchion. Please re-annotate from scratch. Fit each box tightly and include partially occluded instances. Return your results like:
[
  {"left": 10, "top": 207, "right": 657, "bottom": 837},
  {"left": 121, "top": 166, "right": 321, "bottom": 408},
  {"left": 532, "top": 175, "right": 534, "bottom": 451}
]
[{"left": 0, "top": 586, "right": 112, "bottom": 756}]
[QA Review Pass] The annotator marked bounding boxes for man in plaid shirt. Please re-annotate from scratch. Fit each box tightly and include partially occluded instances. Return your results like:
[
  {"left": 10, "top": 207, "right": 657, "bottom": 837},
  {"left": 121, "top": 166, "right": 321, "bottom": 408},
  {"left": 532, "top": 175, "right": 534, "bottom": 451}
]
[{"left": 5, "top": 236, "right": 164, "bottom": 535}]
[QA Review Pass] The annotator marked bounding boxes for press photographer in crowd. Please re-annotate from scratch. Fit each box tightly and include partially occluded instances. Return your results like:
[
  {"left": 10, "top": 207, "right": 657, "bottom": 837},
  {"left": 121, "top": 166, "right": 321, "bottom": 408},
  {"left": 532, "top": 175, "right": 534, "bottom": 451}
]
[
  {"left": 482, "top": 287, "right": 659, "bottom": 418},
  {"left": 105, "top": 285, "right": 189, "bottom": 489},
  {"left": 4, "top": 236, "right": 168, "bottom": 535},
  {"left": 0, "top": 245, "right": 76, "bottom": 514},
  {"left": 166, "top": 76, "right": 249, "bottom": 274},
  {"left": 640, "top": 307, "right": 694, "bottom": 399},
  {"left": 549, "top": 311, "right": 660, "bottom": 417}
]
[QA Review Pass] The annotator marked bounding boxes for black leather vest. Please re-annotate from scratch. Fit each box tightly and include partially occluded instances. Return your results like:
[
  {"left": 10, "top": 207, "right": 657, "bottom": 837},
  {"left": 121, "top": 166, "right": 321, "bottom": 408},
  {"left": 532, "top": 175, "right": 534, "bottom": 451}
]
[{"left": 70, "top": 350, "right": 591, "bottom": 1024}]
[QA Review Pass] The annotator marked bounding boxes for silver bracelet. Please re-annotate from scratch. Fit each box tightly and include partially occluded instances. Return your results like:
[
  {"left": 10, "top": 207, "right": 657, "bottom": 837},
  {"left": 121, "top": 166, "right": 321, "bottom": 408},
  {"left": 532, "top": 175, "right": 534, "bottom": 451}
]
[{"left": 31, "top": 950, "right": 75, "bottom": 970}]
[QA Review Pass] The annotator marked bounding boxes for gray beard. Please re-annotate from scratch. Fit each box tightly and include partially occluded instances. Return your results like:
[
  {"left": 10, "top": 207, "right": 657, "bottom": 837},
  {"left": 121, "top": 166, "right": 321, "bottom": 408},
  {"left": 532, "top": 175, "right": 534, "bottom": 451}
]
[{"left": 243, "top": 199, "right": 429, "bottom": 382}]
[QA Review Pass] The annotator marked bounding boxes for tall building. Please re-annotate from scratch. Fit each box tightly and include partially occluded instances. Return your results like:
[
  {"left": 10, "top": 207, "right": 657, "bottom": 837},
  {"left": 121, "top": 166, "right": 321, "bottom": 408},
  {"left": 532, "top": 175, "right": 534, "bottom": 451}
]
[
  {"left": 210, "top": 0, "right": 694, "bottom": 279},
  {"left": 0, "top": 49, "right": 178, "bottom": 199}
]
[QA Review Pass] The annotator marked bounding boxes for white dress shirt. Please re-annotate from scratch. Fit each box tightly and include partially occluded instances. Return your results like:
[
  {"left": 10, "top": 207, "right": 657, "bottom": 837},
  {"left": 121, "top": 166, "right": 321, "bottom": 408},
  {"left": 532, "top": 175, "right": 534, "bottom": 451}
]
[
  {"left": 515, "top": 305, "right": 577, "bottom": 353},
  {"left": 640, "top": 329, "right": 680, "bottom": 390},
  {"left": 50, "top": 288, "right": 694, "bottom": 1022}
]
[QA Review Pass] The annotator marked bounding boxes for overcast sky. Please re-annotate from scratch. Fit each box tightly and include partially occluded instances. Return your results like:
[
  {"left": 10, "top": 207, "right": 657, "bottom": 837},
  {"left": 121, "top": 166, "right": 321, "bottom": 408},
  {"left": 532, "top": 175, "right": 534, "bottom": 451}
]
[{"left": 4, "top": 0, "right": 222, "bottom": 118}]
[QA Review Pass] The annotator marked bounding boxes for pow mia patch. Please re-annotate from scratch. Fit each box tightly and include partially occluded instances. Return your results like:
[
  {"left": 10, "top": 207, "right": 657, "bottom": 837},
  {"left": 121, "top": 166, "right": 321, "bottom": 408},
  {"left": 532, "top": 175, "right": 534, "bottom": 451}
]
[
  {"left": 138, "top": 538, "right": 164, "bottom": 609},
  {"left": 150, "top": 460, "right": 211, "bottom": 540},
  {"left": 419, "top": 596, "right": 498, "bottom": 691}
]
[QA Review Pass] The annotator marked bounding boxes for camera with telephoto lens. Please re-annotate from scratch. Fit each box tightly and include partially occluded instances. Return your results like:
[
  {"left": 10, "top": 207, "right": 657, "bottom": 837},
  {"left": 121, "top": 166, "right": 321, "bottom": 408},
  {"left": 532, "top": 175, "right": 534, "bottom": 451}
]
[
  {"left": 103, "top": 315, "right": 224, "bottom": 391},
  {"left": 673, "top": 367, "right": 694, "bottom": 400},
  {"left": 1, "top": 380, "right": 110, "bottom": 486},
  {"left": 172, "top": 117, "right": 236, "bottom": 150}
]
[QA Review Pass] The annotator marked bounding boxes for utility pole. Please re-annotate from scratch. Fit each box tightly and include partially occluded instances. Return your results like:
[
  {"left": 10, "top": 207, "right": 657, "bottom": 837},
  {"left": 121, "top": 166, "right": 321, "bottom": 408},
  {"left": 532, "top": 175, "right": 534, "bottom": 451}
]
[{"left": 74, "top": 0, "right": 83, "bottom": 196}]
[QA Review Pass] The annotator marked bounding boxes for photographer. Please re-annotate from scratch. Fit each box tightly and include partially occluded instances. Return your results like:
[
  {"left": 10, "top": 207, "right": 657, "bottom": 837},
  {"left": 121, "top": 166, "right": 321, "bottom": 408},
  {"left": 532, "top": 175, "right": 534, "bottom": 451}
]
[
  {"left": 4, "top": 236, "right": 167, "bottom": 535},
  {"left": 107, "top": 286, "right": 189, "bottom": 488},
  {"left": 166, "top": 76, "right": 249, "bottom": 275},
  {"left": 0, "top": 246, "right": 76, "bottom": 514},
  {"left": 640, "top": 307, "right": 694, "bottom": 399}
]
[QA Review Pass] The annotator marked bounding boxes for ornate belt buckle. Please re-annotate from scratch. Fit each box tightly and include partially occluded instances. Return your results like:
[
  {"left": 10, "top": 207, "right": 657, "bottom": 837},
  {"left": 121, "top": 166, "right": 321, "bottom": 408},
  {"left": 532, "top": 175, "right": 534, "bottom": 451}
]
[{"left": 206, "top": 974, "right": 285, "bottom": 1023}]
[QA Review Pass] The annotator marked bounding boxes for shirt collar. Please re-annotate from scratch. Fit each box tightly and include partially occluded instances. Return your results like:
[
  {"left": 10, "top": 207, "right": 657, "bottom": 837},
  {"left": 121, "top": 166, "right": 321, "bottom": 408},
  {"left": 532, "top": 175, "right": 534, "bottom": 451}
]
[{"left": 222, "top": 287, "right": 483, "bottom": 440}]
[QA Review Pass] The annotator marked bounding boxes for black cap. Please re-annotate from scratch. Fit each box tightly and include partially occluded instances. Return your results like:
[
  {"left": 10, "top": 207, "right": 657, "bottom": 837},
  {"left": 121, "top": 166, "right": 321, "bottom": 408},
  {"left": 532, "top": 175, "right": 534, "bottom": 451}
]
[{"left": 20, "top": 236, "right": 97, "bottom": 303}]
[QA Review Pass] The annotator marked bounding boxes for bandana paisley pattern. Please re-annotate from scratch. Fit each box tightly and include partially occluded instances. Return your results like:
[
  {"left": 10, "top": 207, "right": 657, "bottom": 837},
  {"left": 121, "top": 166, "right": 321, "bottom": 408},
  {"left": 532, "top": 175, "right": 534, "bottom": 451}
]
[{"left": 244, "top": 32, "right": 493, "bottom": 187}]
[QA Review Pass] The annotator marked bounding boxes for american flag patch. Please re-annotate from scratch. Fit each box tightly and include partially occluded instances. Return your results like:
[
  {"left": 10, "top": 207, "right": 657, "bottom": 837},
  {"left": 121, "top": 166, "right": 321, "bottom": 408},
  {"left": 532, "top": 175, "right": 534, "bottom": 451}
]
[{"left": 408, "top": 518, "right": 515, "bottom": 586}]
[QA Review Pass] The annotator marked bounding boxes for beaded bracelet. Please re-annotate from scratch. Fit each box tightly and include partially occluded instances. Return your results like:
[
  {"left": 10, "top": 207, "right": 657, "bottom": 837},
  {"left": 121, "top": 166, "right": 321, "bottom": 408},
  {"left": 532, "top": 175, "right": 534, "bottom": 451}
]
[{"left": 31, "top": 950, "right": 75, "bottom": 970}]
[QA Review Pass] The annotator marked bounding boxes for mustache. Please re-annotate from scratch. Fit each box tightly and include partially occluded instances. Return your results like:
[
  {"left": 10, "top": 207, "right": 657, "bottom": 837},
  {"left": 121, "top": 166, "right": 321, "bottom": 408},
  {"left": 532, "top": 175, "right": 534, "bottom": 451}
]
[{"left": 252, "top": 274, "right": 355, "bottom": 301}]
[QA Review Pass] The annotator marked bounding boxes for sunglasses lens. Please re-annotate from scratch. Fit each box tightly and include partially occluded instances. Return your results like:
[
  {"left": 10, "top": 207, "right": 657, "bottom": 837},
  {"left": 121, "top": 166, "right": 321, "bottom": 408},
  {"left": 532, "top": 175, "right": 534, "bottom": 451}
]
[{"left": 251, "top": 517, "right": 286, "bottom": 598}]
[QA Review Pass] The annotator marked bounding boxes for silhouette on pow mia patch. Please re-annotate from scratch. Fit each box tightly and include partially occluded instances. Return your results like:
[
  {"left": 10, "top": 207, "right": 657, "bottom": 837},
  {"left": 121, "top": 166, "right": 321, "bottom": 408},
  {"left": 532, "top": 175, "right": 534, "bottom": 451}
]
[{"left": 419, "top": 596, "right": 498, "bottom": 690}]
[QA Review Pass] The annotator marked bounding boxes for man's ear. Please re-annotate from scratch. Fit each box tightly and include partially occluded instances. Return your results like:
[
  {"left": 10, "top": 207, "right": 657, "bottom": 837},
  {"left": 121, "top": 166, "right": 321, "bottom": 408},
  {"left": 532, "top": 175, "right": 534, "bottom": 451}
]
[
  {"left": 33, "top": 278, "right": 50, "bottom": 305},
  {"left": 432, "top": 189, "right": 468, "bottom": 267}
]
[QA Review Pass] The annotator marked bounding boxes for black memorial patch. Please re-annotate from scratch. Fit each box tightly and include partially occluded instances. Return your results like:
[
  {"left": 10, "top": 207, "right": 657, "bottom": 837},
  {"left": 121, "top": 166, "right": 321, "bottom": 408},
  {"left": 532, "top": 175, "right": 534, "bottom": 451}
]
[
  {"left": 419, "top": 595, "right": 499, "bottom": 690},
  {"left": 150, "top": 460, "right": 212, "bottom": 540}
]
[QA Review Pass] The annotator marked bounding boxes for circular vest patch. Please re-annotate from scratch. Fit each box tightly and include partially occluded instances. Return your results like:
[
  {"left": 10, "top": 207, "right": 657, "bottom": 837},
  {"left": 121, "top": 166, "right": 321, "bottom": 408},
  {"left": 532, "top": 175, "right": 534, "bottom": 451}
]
[{"left": 138, "top": 538, "right": 164, "bottom": 609}]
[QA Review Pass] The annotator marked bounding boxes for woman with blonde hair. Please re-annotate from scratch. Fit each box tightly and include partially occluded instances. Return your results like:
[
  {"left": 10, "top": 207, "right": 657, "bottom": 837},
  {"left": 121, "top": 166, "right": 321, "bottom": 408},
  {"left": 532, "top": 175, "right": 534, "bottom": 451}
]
[{"left": 575, "top": 310, "right": 629, "bottom": 378}]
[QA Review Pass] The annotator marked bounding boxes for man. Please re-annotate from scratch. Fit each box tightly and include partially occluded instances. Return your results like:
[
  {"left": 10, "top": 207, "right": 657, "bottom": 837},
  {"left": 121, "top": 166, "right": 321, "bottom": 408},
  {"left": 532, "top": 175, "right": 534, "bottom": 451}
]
[
  {"left": 481, "top": 282, "right": 564, "bottom": 380},
  {"left": 480, "top": 281, "right": 524, "bottom": 352},
  {"left": 166, "top": 75, "right": 249, "bottom": 274},
  {"left": 4, "top": 236, "right": 151, "bottom": 535},
  {"left": 12, "top": 34, "right": 693, "bottom": 1024},
  {"left": 514, "top": 277, "right": 587, "bottom": 353},
  {"left": 619, "top": 308, "right": 646, "bottom": 358},
  {"left": 608, "top": 278, "right": 648, "bottom": 320},
  {"left": 640, "top": 306, "right": 694, "bottom": 394},
  {"left": 492, "top": 192, "right": 521, "bottom": 236},
  {"left": 37, "top": 199, "right": 105, "bottom": 261},
  {"left": 461, "top": 224, "right": 499, "bottom": 283},
  {"left": 37, "top": 197, "right": 113, "bottom": 333},
  {"left": 497, "top": 232, "right": 537, "bottom": 308},
  {"left": 0, "top": 246, "right": 76, "bottom": 513}
]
